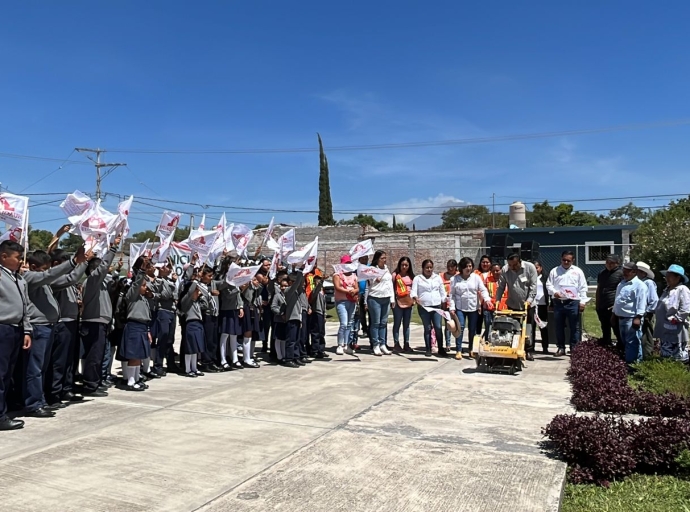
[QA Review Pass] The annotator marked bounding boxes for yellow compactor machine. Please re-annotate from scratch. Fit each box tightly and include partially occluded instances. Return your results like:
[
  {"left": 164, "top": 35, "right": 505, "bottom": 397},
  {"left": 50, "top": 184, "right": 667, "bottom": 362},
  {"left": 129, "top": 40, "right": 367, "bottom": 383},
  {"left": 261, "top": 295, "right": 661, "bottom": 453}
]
[{"left": 471, "top": 309, "right": 530, "bottom": 375}]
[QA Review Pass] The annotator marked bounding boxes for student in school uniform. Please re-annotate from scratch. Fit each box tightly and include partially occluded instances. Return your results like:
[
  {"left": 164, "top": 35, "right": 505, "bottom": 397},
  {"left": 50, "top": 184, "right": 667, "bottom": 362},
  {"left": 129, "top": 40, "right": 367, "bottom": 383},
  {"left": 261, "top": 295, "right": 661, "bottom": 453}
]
[
  {"left": 0, "top": 241, "right": 34, "bottom": 431},
  {"left": 22, "top": 247, "right": 85, "bottom": 417},
  {"left": 139, "top": 261, "right": 160, "bottom": 381},
  {"left": 267, "top": 269, "right": 288, "bottom": 361},
  {"left": 178, "top": 278, "right": 206, "bottom": 377},
  {"left": 282, "top": 272, "right": 309, "bottom": 368},
  {"left": 152, "top": 263, "right": 178, "bottom": 376},
  {"left": 271, "top": 277, "right": 289, "bottom": 362},
  {"left": 47, "top": 249, "right": 89, "bottom": 406},
  {"left": 197, "top": 265, "right": 222, "bottom": 373},
  {"left": 297, "top": 274, "right": 311, "bottom": 361},
  {"left": 80, "top": 236, "right": 120, "bottom": 397},
  {"left": 240, "top": 276, "right": 261, "bottom": 368},
  {"left": 216, "top": 257, "right": 245, "bottom": 370},
  {"left": 308, "top": 274, "right": 329, "bottom": 359}
]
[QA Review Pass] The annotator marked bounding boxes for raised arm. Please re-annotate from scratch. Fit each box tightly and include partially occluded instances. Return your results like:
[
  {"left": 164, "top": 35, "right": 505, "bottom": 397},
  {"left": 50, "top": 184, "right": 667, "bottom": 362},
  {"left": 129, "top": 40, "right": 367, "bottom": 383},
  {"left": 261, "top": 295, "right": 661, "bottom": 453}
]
[
  {"left": 24, "top": 257, "right": 77, "bottom": 288},
  {"left": 126, "top": 271, "right": 147, "bottom": 302},
  {"left": 180, "top": 281, "right": 199, "bottom": 312},
  {"left": 51, "top": 262, "right": 88, "bottom": 291}
]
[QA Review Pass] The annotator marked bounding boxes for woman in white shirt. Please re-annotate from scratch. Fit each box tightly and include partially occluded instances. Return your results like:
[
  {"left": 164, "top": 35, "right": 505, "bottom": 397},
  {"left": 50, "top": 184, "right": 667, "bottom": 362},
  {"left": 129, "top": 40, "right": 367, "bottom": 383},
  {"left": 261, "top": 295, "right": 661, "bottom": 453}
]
[
  {"left": 449, "top": 257, "right": 491, "bottom": 359},
  {"left": 365, "top": 250, "right": 395, "bottom": 356},
  {"left": 655, "top": 264, "right": 690, "bottom": 361},
  {"left": 533, "top": 261, "right": 550, "bottom": 354},
  {"left": 410, "top": 259, "right": 447, "bottom": 357}
]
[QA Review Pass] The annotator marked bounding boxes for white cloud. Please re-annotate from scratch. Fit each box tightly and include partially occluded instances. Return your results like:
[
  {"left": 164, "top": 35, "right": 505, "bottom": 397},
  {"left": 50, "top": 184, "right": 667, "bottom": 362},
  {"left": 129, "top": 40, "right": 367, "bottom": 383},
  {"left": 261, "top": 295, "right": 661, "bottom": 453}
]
[{"left": 375, "top": 194, "right": 466, "bottom": 227}]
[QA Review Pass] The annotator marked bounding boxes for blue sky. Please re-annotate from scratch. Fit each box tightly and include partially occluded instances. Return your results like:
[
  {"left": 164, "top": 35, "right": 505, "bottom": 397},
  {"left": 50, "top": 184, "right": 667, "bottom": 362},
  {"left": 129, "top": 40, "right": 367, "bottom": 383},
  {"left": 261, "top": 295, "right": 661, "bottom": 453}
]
[{"left": 1, "top": 1, "right": 690, "bottom": 233}]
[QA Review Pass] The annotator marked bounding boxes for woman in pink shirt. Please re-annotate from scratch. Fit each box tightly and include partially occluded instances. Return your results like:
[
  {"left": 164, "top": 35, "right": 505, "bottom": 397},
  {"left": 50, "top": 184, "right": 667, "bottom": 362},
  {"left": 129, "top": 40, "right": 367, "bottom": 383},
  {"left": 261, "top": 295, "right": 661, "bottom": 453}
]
[{"left": 333, "top": 254, "right": 359, "bottom": 355}]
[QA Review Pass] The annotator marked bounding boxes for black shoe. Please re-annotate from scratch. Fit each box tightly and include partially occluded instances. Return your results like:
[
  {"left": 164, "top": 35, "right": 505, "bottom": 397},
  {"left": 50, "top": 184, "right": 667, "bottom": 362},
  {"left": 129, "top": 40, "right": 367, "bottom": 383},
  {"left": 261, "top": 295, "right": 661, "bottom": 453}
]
[
  {"left": 555, "top": 349, "right": 566, "bottom": 357},
  {"left": 300, "top": 357, "right": 312, "bottom": 364},
  {"left": 282, "top": 360, "right": 300, "bottom": 368},
  {"left": 242, "top": 361, "right": 260, "bottom": 369},
  {"left": 45, "top": 401, "right": 67, "bottom": 410},
  {"left": 97, "top": 384, "right": 110, "bottom": 392},
  {"left": 221, "top": 363, "right": 232, "bottom": 371},
  {"left": 231, "top": 362, "right": 243, "bottom": 370},
  {"left": 24, "top": 407, "right": 56, "bottom": 418},
  {"left": 294, "top": 359, "right": 306, "bottom": 366},
  {"left": 84, "top": 389, "right": 109, "bottom": 398},
  {"left": 185, "top": 372, "right": 198, "bottom": 378},
  {"left": 126, "top": 383, "right": 146, "bottom": 392},
  {"left": 194, "top": 371, "right": 205, "bottom": 376},
  {"left": 526, "top": 352, "right": 535, "bottom": 361},
  {"left": 542, "top": 348, "right": 550, "bottom": 355},
  {"left": 314, "top": 353, "right": 330, "bottom": 359},
  {"left": 166, "top": 364, "right": 182, "bottom": 374},
  {"left": 437, "top": 348, "right": 449, "bottom": 358},
  {"left": 153, "top": 367, "right": 167, "bottom": 377},
  {"left": 206, "top": 364, "right": 223, "bottom": 373},
  {"left": 61, "top": 391, "right": 84, "bottom": 402},
  {"left": 425, "top": 351, "right": 432, "bottom": 357},
  {"left": 0, "top": 417, "right": 24, "bottom": 430},
  {"left": 137, "top": 381, "right": 150, "bottom": 389}
]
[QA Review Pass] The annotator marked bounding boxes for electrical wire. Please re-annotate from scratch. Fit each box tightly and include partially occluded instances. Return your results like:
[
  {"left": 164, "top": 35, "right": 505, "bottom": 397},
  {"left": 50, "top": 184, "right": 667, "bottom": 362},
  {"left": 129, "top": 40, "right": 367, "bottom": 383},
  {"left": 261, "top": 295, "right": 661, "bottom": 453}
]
[{"left": 18, "top": 149, "right": 77, "bottom": 193}]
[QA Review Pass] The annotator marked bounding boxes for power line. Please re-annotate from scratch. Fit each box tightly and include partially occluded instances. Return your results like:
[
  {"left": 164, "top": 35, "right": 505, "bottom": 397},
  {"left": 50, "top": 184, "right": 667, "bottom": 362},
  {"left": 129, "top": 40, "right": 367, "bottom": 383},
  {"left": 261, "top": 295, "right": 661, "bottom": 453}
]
[
  {"left": 18, "top": 149, "right": 76, "bottom": 193},
  {"left": 0, "top": 152, "right": 90, "bottom": 165},
  {"left": 104, "top": 118, "right": 690, "bottom": 154}
]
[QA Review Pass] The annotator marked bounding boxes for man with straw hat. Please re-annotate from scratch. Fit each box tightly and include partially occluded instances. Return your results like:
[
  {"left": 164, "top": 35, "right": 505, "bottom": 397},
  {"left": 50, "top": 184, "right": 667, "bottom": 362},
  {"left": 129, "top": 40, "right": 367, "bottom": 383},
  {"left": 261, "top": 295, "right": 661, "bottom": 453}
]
[{"left": 635, "top": 261, "right": 659, "bottom": 359}]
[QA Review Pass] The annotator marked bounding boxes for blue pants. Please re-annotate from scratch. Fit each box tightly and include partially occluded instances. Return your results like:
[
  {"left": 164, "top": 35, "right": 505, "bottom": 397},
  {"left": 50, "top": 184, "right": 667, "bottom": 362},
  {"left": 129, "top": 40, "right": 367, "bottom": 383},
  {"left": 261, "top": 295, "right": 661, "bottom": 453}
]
[
  {"left": 554, "top": 300, "right": 581, "bottom": 350},
  {"left": 368, "top": 297, "right": 390, "bottom": 347},
  {"left": 24, "top": 324, "right": 54, "bottom": 411},
  {"left": 285, "top": 320, "right": 301, "bottom": 361},
  {"left": 154, "top": 310, "right": 176, "bottom": 368},
  {"left": 417, "top": 305, "right": 443, "bottom": 352},
  {"left": 455, "top": 310, "right": 479, "bottom": 353},
  {"left": 618, "top": 317, "right": 643, "bottom": 364},
  {"left": 45, "top": 321, "right": 76, "bottom": 402},
  {"left": 0, "top": 325, "right": 22, "bottom": 419},
  {"left": 336, "top": 300, "right": 356, "bottom": 347},
  {"left": 392, "top": 306, "right": 412, "bottom": 345},
  {"left": 482, "top": 310, "right": 494, "bottom": 340},
  {"left": 80, "top": 322, "right": 108, "bottom": 393}
]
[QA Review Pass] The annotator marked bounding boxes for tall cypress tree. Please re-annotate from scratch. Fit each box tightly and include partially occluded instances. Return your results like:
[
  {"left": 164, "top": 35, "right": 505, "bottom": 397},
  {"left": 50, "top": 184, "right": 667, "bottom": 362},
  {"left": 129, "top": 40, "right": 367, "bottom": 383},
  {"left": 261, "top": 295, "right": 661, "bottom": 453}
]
[
  {"left": 392, "top": 215, "right": 397, "bottom": 229},
  {"left": 317, "top": 133, "right": 335, "bottom": 226}
]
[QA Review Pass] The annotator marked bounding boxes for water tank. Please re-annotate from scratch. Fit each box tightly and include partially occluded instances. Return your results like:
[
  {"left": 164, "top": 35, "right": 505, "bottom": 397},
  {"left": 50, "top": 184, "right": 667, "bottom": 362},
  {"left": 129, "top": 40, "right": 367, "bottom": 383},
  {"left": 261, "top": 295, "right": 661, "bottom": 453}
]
[{"left": 509, "top": 201, "right": 527, "bottom": 228}]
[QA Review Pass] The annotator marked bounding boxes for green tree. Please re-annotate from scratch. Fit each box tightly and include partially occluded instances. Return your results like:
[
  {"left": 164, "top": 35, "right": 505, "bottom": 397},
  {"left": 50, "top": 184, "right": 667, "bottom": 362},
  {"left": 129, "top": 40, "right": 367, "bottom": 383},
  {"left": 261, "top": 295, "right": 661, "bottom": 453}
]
[
  {"left": 390, "top": 215, "right": 409, "bottom": 231},
  {"left": 131, "top": 230, "right": 156, "bottom": 243},
  {"left": 608, "top": 202, "right": 649, "bottom": 225},
  {"left": 174, "top": 226, "right": 190, "bottom": 242},
  {"left": 441, "top": 205, "right": 492, "bottom": 229},
  {"left": 317, "top": 133, "right": 335, "bottom": 226},
  {"left": 338, "top": 214, "right": 389, "bottom": 231},
  {"left": 28, "top": 227, "right": 54, "bottom": 251},
  {"left": 254, "top": 223, "right": 269, "bottom": 230},
  {"left": 59, "top": 233, "right": 84, "bottom": 252},
  {"left": 632, "top": 197, "right": 690, "bottom": 271},
  {"left": 529, "top": 201, "right": 602, "bottom": 227}
]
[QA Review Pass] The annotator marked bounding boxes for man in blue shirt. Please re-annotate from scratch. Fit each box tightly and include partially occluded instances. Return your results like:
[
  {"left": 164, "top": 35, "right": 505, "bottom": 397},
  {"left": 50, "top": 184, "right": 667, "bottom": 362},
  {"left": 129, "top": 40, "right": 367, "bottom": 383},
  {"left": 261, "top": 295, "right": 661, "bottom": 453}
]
[
  {"left": 612, "top": 262, "right": 648, "bottom": 365},
  {"left": 635, "top": 261, "right": 659, "bottom": 360}
]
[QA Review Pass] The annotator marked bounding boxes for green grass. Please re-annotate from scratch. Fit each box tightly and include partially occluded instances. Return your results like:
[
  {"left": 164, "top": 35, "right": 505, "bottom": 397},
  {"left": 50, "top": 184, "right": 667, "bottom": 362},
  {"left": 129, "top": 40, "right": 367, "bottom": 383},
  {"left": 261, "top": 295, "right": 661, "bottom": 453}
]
[
  {"left": 582, "top": 303, "right": 602, "bottom": 338},
  {"left": 563, "top": 475, "right": 690, "bottom": 512},
  {"left": 629, "top": 358, "right": 690, "bottom": 398}
]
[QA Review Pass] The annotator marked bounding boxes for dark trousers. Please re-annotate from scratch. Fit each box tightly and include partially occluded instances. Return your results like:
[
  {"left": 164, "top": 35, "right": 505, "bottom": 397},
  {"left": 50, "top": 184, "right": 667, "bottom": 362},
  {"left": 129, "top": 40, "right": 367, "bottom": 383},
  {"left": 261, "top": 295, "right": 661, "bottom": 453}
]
[
  {"left": 554, "top": 300, "right": 581, "bottom": 350},
  {"left": 597, "top": 308, "right": 619, "bottom": 346},
  {"left": 285, "top": 320, "right": 301, "bottom": 361},
  {"left": 63, "top": 320, "right": 80, "bottom": 393},
  {"left": 308, "top": 312, "right": 326, "bottom": 355},
  {"left": 80, "top": 321, "right": 108, "bottom": 393},
  {"left": 20, "top": 323, "right": 54, "bottom": 411},
  {"left": 642, "top": 312, "right": 655, "bottom": 359},
  {"left": 179, "top": 315, "right": 187, "bottom": 361},
  {"left": 536, "top": 305, "right": 550, "bottom": 350},
  {"left": 154, "top": 310, "right": 176, "bottom": 368},
  {"left": 0, "top": 325, "right": 22, "bottom": 419},
  {"left": 299, "top": 311, "right": 309, "bottom": 356},
  {"left": 358, "top": 294, "right": 369, "bottom": 334},
  {"left": 202, "top": 314, "right": 219, "bottom": 364},
  {"left": 45, "top": 321, "right": 77, "bottom": 402}
]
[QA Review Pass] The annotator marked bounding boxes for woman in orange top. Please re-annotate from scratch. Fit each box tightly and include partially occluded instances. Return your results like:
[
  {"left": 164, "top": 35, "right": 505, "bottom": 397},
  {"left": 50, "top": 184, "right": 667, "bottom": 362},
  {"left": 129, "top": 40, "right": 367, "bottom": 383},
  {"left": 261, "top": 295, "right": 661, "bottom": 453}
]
[
  {"left": 483, "top": 262, "right": 508, "bottom": 339},
  {"left": 391, "top": 256, "right": 415, "bottom": 353},
  {"left": 439, "top": 259, "right": 458, "bottom": 349},
  {"left": 475, "top": 255, "right": 492, "bottom": 337}
]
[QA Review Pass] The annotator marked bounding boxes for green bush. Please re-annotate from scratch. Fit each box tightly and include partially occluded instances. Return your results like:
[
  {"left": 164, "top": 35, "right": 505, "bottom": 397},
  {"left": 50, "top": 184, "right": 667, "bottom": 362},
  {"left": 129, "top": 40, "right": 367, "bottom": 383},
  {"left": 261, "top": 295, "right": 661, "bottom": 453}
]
[{"left": 629, "top": 358, "right": 690, "bottom": 398}]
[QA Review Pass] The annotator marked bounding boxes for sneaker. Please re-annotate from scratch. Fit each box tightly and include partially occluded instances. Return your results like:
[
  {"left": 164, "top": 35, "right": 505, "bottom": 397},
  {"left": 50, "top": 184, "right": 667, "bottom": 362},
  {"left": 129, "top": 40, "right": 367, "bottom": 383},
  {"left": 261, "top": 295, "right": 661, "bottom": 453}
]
[
  {"left": 380, "top": 345, "right": 391, "bottom": 355},
  {"left": 336, "top": 346, "right": 344, "bottom": 355},
  {"left": 345, "top": 346, "right": 355, "bottom": 356},
  {"left": 455, "top": 352, "right": 463, "bottom": 360},
  {"left": 373, "top": 345, "right": 382, "bottom": 356}
]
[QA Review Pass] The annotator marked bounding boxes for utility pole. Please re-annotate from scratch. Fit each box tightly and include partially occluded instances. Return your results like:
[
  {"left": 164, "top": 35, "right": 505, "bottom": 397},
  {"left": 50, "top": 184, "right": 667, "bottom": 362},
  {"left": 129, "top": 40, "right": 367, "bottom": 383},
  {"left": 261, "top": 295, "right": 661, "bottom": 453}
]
[
  {"left": 75, "top": 148, "right": 126, "bottom": 201},
  {"left": 492, "top": 193, "right": 496, "bottom": 229}
]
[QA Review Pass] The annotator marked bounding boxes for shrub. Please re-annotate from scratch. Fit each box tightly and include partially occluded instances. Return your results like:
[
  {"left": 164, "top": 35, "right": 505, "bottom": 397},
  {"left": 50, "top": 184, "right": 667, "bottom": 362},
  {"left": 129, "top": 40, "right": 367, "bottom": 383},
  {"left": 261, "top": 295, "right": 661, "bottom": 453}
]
[
  {"left": 568, "top": 340, "right": 690, "bottom": 418},
  {"left": 543, "top": 414, "right": 690, "bottom": 485}
]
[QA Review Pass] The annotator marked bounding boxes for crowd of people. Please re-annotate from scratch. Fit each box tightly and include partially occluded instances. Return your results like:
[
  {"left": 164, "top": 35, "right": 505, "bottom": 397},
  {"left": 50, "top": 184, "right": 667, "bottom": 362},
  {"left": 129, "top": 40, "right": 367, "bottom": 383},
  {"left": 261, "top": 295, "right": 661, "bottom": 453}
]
[{"left": 1, "top": 230, "right": 687, "bottom": 432}]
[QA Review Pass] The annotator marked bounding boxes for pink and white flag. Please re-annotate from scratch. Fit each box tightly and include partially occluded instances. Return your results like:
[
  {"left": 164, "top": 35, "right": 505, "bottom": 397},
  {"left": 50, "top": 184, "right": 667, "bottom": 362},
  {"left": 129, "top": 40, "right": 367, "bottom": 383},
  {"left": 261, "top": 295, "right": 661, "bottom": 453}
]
[
  {"left": 333, "top": 262, "right": 358, "bottom": 274},
  {"left": 231, "top": 224, "right": 253, "bottom": 257},
  {"left": 0, "top": 192, "right": 29, "bottom": 229},
  {"left": 268, "top": 250, "right": 281, "bottom": 279},
  {"left": 263, "top": 216, "right": 276, "bottom": 245},
  {"left": 279, "top": 228, "right": 295, "bottom": 255},
  {"left": 225, "top": 262, "right": 261, "bottom": 287},
  {"left": 156, "top": 211, "right": 182, "bottom": 238},
  {"left": 349, "top": 239, "right": 374, "bottom": 260},
  {"left": 356, "top": 264, "right": 387, "bottom": 281},
  {"left": 186, "top": 228, "right": 220, "bottom": 266},
  {"left": 130, "top": 239, "right": 150, "bottom": 268},
  {"left": 287, "top": 237, "right": 318, "bottom": 274},
  {"left": 60, "top": 190, "right": 93, "bottom": 225},
  {"left": 0, "top": 225, "right": 23, "bottom": 243},
  {"left": 198, "top": 214, "right": 206, "bottom": 230},
  {"left": 115, "top": 195, "right": 134, "bottom": 237},
  {"left": 422, "top": 305, "right": 452, "bottom": 321},
  {"left": 75, "top": 201, "right": 118, "bottom": 240}
]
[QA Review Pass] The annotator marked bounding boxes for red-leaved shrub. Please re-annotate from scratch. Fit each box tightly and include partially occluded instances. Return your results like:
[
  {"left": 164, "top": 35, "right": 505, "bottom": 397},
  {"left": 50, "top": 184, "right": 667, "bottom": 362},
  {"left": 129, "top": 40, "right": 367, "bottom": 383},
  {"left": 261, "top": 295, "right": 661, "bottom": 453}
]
[{"left": 542, "top": 414, "right": 690, "bottom": 484}]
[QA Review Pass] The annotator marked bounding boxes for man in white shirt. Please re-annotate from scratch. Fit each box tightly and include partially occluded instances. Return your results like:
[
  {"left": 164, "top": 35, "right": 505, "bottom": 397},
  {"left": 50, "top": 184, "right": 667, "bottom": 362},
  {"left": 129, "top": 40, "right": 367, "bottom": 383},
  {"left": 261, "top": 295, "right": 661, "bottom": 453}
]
[{"left": 546, "top": 250, "right": 588, "bottom": 356}]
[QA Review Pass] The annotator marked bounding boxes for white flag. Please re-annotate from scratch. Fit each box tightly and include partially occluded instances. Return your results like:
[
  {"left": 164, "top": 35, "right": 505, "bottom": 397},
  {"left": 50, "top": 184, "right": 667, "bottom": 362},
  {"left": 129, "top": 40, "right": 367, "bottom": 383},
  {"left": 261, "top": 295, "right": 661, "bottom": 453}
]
[
  {"left": 423, "top": 305, "right": 452, "bottom": 321},
  {"left": 76, "top": 201, "right": 118, "bottom": 239},
  {"left": 0, "top": 192, "right": 29, "bottom": 229},
  {"left": 266, "top": 237, "right": 280, "bottom": 252},
  {"left": 287, "top": 237, "right": 318, "bottom": 274},
  {"left": 153, "top": 229, "right": 176, "bottom": 264},
  {"left": 157, "top": 211, "right": 182, "bottom": 238},
  {"left": 225, "top": 262, "right": 261, "bottom": 287},
  {"left": 268, "top": 250, "right": 280, "bottom": 279},
  {"left": 198, "top": 214, "right": 206, "bottom": 230},
  {"left": 60, "top": 190, "right": 93, "bottom": 220},
  {"left": 116, "top": 195, "right": 134, "bottom": 237},
  {"left": 207, "top": 213, "right": 227, "bottom": 264},
  {"left": 357, "top": 264, "right": 387, "bottom": 281},
  {"left": 130, "top": 239, "right": 150, "bottom": 268},
  {"left": 231, "top": 224, "right": 253, "bottom": 257},
  {"left": 224, "top": 222, "right": 235, "bottom": 251},
  {"left": 263, "top": 217, "right": 275, "bottom": 244},
  {"left": 279, "top": 228, "right": 295, "bottom": 254},
  {"left": 350, "top": 239, "right": 374, "bottom": 260},
  {"left": 333, "top": 262, "right": 358, "bottom": 274},
  {"left": 0, "top": 225, "right": 23, "bottom": 243},
  {"left": 84, "top": 234, "right": 110, "bottom": 257},
  {"left": 186, "top": 228, "right": 220, "bottom": 266}
]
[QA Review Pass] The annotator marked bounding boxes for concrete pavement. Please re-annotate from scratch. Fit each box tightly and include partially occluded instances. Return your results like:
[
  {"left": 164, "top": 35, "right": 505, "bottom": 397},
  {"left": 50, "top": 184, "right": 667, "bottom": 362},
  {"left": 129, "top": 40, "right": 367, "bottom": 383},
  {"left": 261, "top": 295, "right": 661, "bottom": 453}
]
[{"left": 0, "top": 323, "right": 570, "bottom": 511}]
